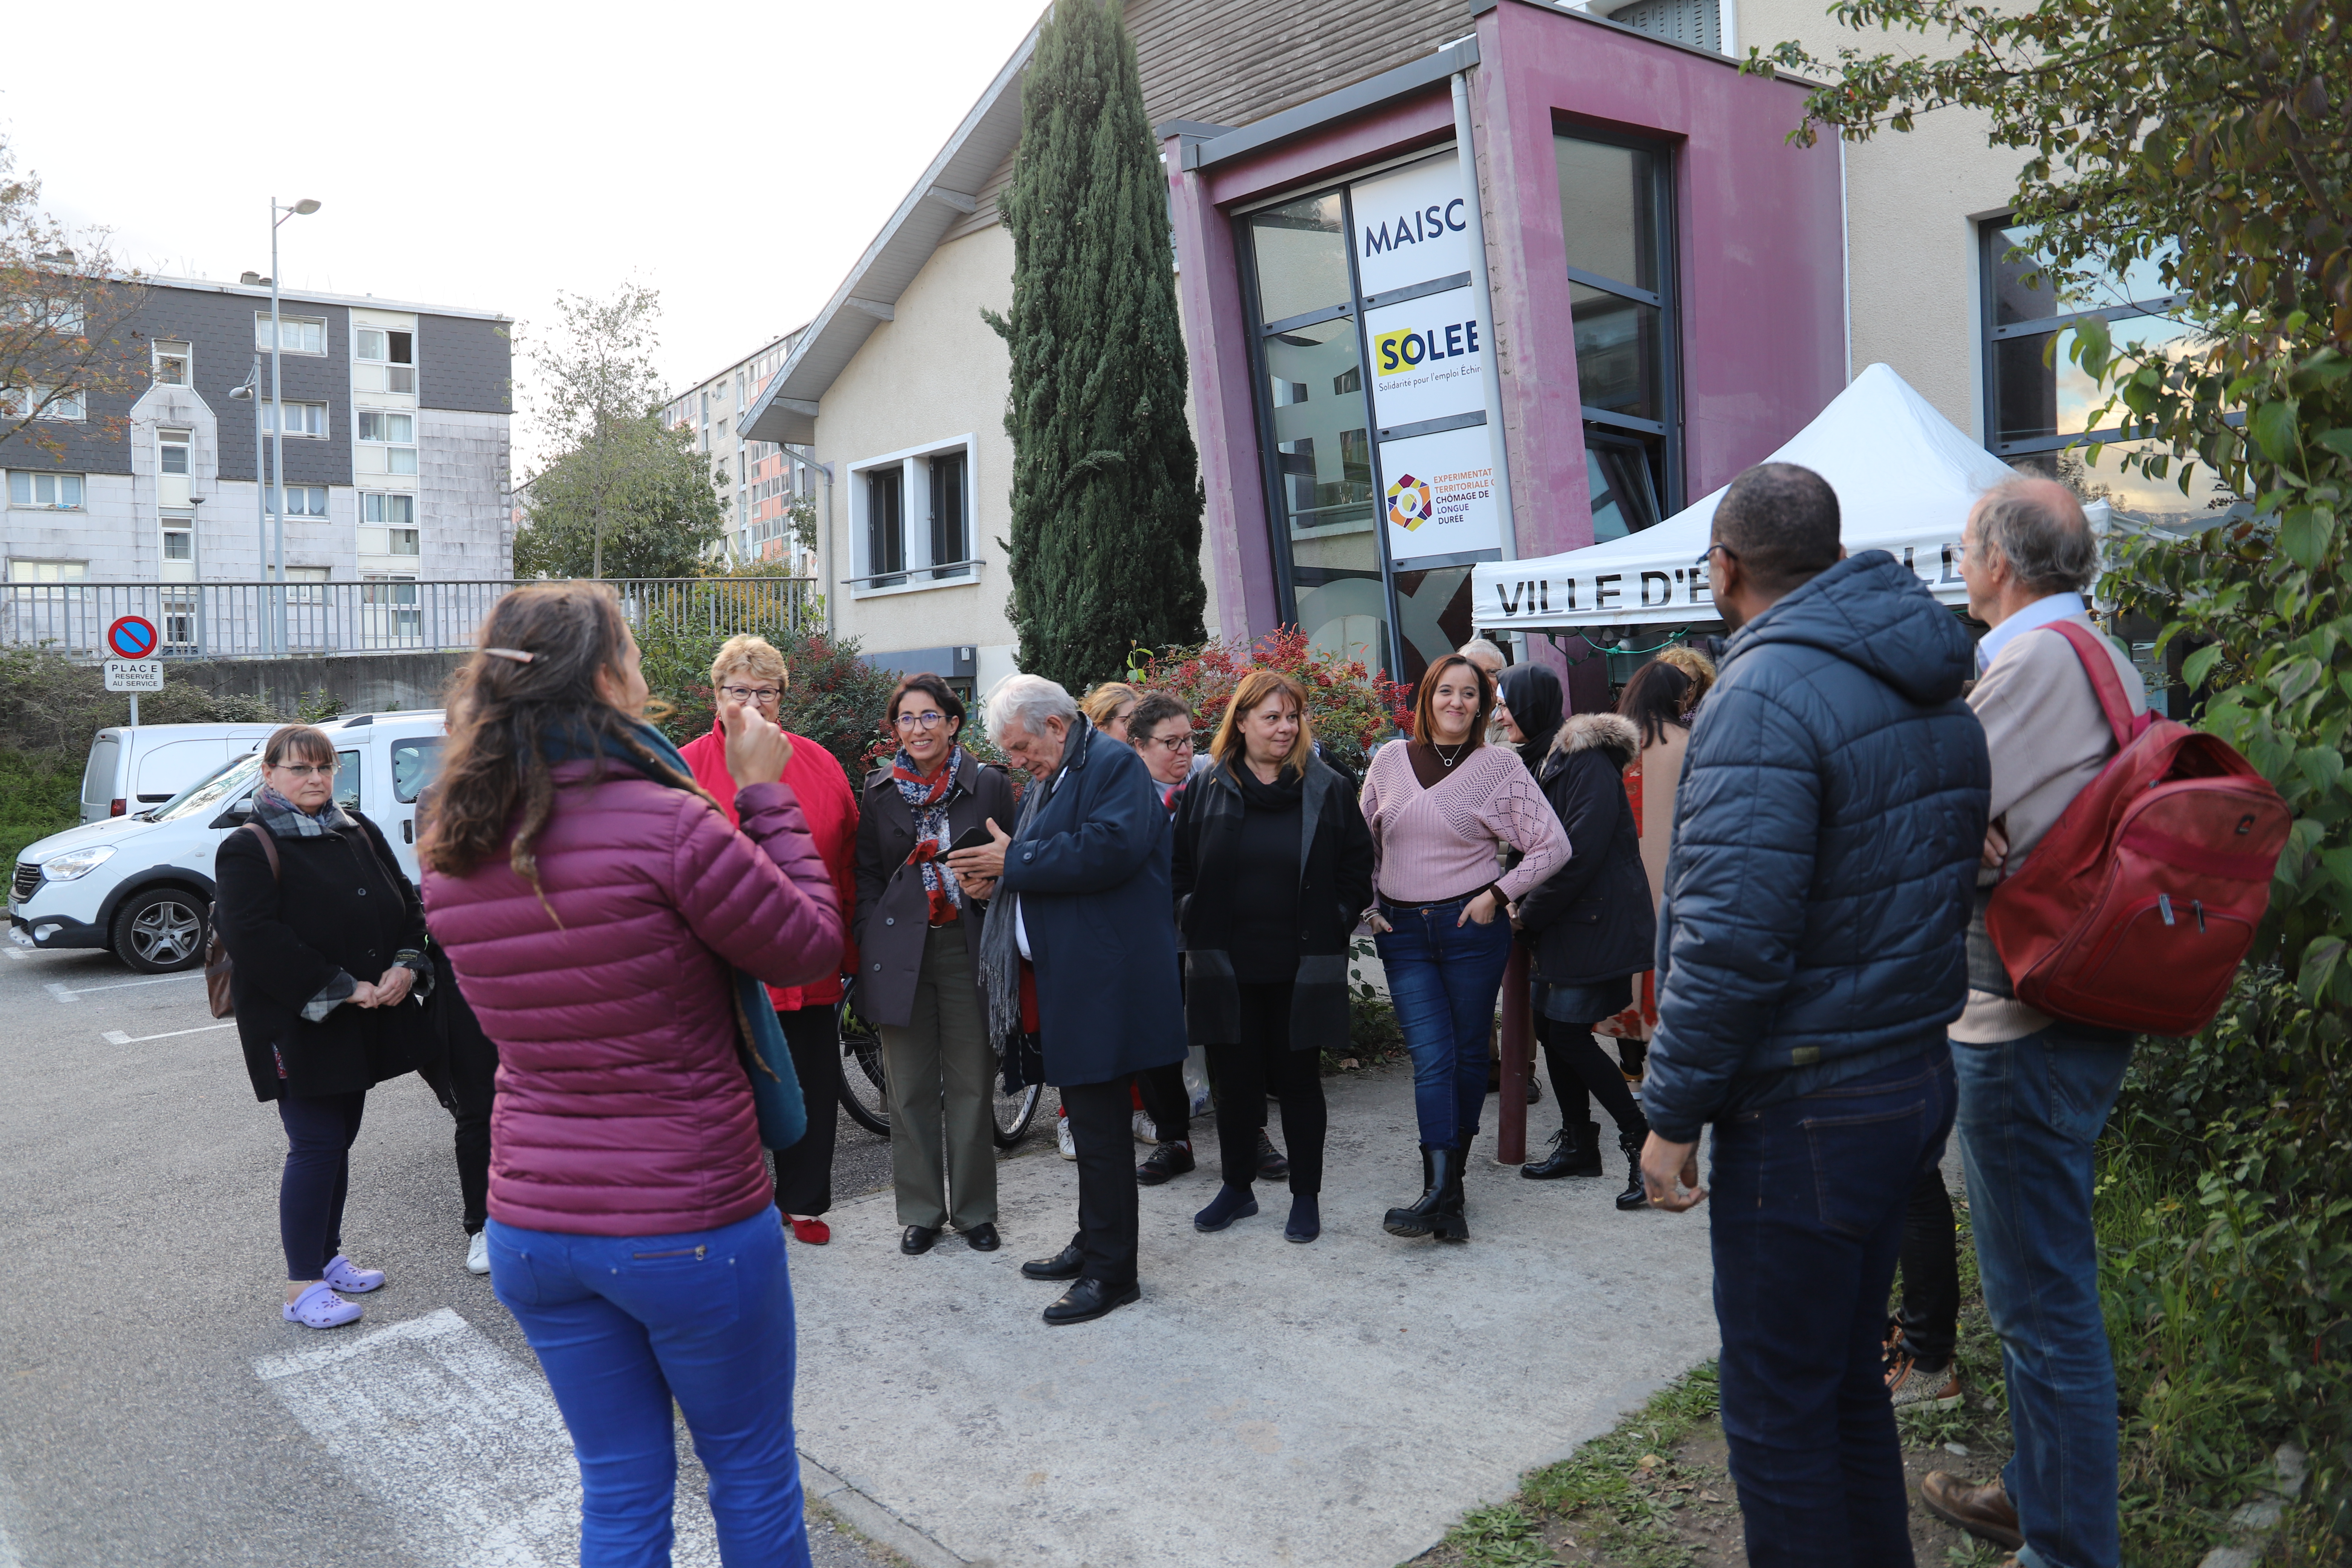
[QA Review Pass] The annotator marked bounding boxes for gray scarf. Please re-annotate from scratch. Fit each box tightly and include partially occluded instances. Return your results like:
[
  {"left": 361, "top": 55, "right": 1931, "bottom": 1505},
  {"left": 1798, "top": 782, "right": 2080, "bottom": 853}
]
[
  {"left": 252, "top": 783, "right": 357, "bottom": 838},
  {"left": 978, "top": 724, "right": 1088, "bottom": 1045}
]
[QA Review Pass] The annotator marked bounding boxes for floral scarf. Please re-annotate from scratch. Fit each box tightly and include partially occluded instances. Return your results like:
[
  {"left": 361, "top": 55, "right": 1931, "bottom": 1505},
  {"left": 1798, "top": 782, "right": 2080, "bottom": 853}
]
[{"left": 893, "top": 749, "right": 962, "bottom": 923}]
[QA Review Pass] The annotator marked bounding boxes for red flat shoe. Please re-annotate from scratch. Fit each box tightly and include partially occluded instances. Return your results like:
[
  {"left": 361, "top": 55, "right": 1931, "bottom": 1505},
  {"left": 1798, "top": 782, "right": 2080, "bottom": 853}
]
[{"left": 788, "top": 1216, "right": 831, "bottom": 1245}]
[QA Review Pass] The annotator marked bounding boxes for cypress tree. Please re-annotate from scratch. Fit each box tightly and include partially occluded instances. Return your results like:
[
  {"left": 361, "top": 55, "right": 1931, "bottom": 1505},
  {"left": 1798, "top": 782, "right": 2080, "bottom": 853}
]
[{"left": 986, "top": 0, "right": 1207, "bottom": 692}]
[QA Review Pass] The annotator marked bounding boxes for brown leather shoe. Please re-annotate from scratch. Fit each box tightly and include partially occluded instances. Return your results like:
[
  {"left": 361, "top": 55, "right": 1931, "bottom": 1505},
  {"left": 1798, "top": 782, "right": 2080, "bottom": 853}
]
[{"left": 1919, "top": 1471, "right": 2024, "bottom": 1551}]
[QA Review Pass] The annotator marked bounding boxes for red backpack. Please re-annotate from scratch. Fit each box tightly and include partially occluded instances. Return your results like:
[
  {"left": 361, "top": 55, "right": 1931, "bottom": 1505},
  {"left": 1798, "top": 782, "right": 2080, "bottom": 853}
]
[{"left": 1985, "top": 622, "right": 2290, "bottom": 1036}]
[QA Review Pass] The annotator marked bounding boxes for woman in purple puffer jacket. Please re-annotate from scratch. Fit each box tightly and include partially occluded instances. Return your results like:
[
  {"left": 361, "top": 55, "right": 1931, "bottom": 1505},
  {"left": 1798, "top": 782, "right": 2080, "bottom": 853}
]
[{"left": 420, "top": 582, "right": 842, "bottom": 1568}]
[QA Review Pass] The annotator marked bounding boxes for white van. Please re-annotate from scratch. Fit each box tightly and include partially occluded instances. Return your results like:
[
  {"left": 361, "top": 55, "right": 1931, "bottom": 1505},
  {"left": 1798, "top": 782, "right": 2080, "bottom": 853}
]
[
  {"left": 12, "top": 712, "right": 447, "bottom": 972},
  {"left": 79, "top": 724, "right": 285, "bottom": 824}
]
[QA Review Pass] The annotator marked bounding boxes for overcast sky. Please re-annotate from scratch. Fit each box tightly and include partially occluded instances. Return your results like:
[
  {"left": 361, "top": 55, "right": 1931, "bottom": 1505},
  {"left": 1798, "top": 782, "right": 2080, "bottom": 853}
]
[{"left": 2, "top": 0, "right": 1041, "bottom": 469}]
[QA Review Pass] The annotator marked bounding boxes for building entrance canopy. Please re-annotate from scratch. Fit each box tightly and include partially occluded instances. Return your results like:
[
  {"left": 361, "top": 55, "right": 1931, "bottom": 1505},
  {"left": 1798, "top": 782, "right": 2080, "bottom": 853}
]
[{"left": 1473, "top": 363, "right": 2019, "bottom": 631}]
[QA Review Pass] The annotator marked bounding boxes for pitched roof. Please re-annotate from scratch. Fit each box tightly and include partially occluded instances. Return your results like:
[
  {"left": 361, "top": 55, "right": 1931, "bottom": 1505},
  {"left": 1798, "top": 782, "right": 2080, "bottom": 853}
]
[{"left": 740, "top": 28, "right": 1037, "bottom": 446}]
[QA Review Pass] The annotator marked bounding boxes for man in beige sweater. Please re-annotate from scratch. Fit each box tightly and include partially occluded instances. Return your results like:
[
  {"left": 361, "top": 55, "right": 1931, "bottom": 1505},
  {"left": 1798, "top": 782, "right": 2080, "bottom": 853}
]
[{"left": 1919, "top": 478, "right": 2141, "bottom": 1568}]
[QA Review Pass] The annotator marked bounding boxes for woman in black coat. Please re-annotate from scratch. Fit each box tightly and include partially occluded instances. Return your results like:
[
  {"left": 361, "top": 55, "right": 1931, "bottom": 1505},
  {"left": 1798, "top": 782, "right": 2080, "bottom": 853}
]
[
  {"left": 1171, "top": 669, "right": 1374, "bottom": 1244},
  {"left": 853, "top": 674, "right": 1020, "bottom": 1257},
  {"left": 214, "top": 724, "right": 432, "bottom": 1329},
  {"left": 1510, "top": 703, "right": 1657, "bottom": 1207}
]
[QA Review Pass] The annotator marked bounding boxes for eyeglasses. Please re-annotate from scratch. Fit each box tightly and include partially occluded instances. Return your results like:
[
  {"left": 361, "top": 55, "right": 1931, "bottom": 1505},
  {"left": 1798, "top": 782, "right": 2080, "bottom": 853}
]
[
  {"left": 893, "top": 710, "right": 950, "bottom": 730},
  {"left": 720, "top": 685, "right": 781, "bottom": 704},
  {"left": 1694, "top": 543, "right": 1737, "bottom": 570},
  {"left": 1145, "top": 733, "right": 1194, "bottom": 754},
  {"left": 271, "top": 763, "right": 334, "bottom": 778}
]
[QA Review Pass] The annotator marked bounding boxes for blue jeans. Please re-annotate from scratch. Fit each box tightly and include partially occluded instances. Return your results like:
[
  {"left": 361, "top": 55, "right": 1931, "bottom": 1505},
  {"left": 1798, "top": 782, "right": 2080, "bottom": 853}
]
[
  {"left": 488, "top": 1206, "right": 810, "bottom": 1568},
  {"left": 1708, "top": 1046, "right": 1955, "bottom": 1568},
  {"left": 1952, "top": 1025, "right": 2134, "bottom": 1568},
  {"left": 1375, "top": 897, "right": 1514, "bottom": 1150}
]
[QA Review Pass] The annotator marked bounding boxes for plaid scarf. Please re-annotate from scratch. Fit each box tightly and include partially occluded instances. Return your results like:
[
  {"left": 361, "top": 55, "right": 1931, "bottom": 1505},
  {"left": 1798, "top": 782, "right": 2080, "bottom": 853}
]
[{"left": 892, "top": 749, "right": 962, "bottom": 923}]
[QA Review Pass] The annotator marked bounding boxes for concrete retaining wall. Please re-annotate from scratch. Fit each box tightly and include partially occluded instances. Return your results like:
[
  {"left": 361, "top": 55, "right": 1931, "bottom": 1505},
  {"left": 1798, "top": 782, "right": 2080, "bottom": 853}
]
[{"left": 167, "top": 651, "right": 467, "bottom": 715}]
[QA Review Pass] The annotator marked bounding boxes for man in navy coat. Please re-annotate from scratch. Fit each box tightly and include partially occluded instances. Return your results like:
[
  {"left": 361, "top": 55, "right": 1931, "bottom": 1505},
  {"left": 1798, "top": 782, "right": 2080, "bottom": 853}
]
[{"left": 947, "top": 673, "right": 1187, "bottom": 1325}]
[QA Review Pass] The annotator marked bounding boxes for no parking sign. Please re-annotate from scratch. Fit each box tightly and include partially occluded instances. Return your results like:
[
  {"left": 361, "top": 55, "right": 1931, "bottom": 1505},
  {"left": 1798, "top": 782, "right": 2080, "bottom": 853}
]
[{"left": 105, "top": 616, "right": 159, "bottom": 660}]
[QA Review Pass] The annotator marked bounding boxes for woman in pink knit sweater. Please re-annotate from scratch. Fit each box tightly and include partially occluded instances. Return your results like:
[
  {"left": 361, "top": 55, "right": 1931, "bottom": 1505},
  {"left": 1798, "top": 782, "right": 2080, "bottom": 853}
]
[{"left": 1361, "top": 654, "right": 1568, "bottom": 1241}]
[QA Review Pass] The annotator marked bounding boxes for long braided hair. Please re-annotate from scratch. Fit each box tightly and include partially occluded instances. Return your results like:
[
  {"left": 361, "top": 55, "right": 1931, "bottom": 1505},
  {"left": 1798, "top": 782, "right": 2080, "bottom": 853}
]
[{"left": 421, "top": 582, "right": 710, "bottom": 892}]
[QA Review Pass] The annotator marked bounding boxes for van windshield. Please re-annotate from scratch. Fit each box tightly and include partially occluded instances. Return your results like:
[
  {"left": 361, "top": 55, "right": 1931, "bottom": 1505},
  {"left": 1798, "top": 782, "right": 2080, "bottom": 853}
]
[{"left": 151, "top": 754, "right": 263, "bottom": 823}]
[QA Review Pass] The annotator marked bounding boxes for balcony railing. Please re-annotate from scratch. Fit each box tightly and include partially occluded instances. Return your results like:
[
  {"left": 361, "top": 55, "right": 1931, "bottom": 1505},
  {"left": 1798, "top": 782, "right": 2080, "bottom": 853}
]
[{"left": 0, "top": 577, "right": 817, "bottom": 660}]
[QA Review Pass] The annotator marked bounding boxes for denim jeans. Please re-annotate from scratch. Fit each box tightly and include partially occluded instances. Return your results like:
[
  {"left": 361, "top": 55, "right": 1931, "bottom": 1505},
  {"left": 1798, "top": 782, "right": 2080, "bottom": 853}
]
[
  {"left": 1374, "top": 898, "right": 1514, "bottom": 1150},
  {"left": 1952, "top": 1025, "right": 2135, "bottom": 1568},
  {"left": 1709, "top": 1045, "right": 1955, "bottom": 1568},
  {"left": 488, "top": 1206, "right": 810, "bottom": 1568}
]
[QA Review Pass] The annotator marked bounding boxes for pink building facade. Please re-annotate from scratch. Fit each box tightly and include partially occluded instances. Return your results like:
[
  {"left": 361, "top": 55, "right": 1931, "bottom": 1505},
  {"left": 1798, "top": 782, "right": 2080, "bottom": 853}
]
[{"left": 1164, "top": 0, "right": 1844, "bottom": 700}]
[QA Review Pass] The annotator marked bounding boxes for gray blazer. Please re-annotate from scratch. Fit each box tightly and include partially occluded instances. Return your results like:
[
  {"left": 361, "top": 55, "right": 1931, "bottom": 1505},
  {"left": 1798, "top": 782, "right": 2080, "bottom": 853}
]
[{"left": 850, "top": 748, "right": 1018, "bottom": 1031}]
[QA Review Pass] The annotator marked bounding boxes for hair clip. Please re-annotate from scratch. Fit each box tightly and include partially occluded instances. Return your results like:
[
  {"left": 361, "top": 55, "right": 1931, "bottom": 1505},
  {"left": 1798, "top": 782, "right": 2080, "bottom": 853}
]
[{"left": 483, "top": 647, "right": 536, "bottom": 664}]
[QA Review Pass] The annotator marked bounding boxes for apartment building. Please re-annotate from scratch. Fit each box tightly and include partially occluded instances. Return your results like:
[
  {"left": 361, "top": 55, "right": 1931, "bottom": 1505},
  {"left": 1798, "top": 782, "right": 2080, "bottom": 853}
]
[
  {"left": 0, "top": 276, "right": 512, "bottom": 593},
  {"left": 659, "top": 330, "right": 820, "bottom": 574}
]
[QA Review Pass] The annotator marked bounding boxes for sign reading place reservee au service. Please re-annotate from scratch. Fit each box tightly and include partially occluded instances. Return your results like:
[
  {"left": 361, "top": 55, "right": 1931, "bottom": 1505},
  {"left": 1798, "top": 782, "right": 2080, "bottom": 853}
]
[{"left": 1346, "top": 152, "right": 1504, "bottom": 567}]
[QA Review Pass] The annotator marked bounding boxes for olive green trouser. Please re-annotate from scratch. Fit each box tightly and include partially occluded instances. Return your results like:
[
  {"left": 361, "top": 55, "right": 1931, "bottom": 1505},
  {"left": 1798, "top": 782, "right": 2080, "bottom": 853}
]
[{"left": 879, "top": 923, "right": 997, "bottom": 1231}]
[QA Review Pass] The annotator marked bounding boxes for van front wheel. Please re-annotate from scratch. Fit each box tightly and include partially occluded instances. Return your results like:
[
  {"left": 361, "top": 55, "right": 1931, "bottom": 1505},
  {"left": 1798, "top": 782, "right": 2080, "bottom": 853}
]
[{"left": 113, "top": 889, "right": 209, "bottom": 973}]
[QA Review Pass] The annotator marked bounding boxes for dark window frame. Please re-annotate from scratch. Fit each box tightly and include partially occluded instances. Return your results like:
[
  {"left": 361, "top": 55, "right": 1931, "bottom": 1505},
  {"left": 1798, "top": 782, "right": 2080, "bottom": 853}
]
[
  {"left": 927, "top": 450, "right": 968, "bottom": 582},
  {"left": 864, "top": 466, "right": 904, "bottom": 587},
  {"left": 1554, "top": 118, "right": 1684, "bottom": 522}
]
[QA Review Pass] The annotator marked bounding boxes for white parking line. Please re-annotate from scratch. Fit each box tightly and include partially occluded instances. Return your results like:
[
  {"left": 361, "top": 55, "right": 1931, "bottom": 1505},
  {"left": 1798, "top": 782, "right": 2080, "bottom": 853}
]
[
  {"left": 255, "top": 1308, "right": 719, "bottom": 1567},
  {"left": 43, "top": 971, "right": 205, "bottom": 1004},
  {"left": 101, "top": 1020, "right": 237, "bottom": 1045}
]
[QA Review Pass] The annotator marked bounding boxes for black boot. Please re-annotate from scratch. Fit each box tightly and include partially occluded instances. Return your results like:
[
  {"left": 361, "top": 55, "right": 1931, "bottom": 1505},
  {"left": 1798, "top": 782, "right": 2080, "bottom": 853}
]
[
  {"left": 1521, "top": 1120, "right": 1603, "bottom": 1180},
  {"left": 1383, "top": 1146, "right": 1445, "bottom": 1238},
  {"left": 1615, "top": 1113, "right": 1652, "bottom": 1211},
  {"left": 1432, "top": 1150, "right": 1470, "bottom": 1241}
]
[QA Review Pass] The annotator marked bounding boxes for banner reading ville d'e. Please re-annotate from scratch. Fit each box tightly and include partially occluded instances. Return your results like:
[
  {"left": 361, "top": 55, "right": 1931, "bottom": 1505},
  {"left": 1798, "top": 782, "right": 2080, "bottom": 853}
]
[{"left": 1346, "top": 152, "right": 1504, "bottom": 565}]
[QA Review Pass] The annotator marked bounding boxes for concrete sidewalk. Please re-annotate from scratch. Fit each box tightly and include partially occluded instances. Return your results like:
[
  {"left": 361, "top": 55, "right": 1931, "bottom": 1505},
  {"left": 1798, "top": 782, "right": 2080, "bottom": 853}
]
[{"left": 788, "top": 1062, "right": 1719, "bottom": 1568}]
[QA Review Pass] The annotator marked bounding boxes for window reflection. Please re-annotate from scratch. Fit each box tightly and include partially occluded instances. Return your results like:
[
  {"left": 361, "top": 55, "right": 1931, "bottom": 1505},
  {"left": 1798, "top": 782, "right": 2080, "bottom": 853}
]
[
  {"left": 1555, "top": 138, "right": 1659, "bottom": 292},
  {"left": 1991, "top": 314, "right": 2204, "bottom": 446},
  {"left": 1586, "top": 436, "right": 1663, "bottom": 542},
  {"left": 1249, "top": 194, "right": 1352, "bottom": 326},
  {"left": 1571, "top": 285, "right": 1664, "bottom": 423},
  {"left": 1988, "top": 224, "right": 2176, "bottom": 326}
]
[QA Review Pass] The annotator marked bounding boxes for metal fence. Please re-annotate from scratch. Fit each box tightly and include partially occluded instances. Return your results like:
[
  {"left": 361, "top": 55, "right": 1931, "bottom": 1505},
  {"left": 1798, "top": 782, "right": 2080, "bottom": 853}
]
[{"left": 0, "top": 578, "right": 818, "bottom": 660}]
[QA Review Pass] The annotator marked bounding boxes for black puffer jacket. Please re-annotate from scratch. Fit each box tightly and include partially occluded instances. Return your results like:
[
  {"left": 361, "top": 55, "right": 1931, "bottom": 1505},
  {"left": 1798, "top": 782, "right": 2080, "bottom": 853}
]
[
  {"left": 1516, "top": 714, "right": 1655, "bottom": 987},
  {"left": 1645, "top": 550, "right": 1989, "bottom": 1143}
]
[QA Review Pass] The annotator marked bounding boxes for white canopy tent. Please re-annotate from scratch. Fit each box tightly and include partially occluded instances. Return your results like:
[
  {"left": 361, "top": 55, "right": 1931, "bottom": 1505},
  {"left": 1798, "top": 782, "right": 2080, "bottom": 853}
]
[{"left": 1473, "top": 363, "right": 2029, "bottom": 634}]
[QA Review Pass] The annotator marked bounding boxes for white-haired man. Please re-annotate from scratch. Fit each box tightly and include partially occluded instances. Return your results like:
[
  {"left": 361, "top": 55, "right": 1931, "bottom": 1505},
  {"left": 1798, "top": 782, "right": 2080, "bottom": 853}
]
[
  {"left": 1919, "top": 477, "right": 2141, "bottom": 1568},
  {"left": 946, "top": 674, "right": 1187, "bottom": 1325}
]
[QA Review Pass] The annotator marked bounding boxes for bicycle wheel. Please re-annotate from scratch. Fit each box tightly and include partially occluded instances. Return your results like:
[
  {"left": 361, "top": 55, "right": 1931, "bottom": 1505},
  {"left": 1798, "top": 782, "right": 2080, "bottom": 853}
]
[
  {"left": 993, "top": 1082, "right": 1043, "bottom": 1149},
  {"left": 838, "top": 1004, "right": 890, "bottom": 1137}
]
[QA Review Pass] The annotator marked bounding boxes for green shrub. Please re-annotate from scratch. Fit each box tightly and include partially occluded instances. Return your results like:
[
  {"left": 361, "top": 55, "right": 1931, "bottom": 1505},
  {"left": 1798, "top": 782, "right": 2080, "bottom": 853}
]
[{"left": 0, "top": 748, "right": 80, "bottom": 867}]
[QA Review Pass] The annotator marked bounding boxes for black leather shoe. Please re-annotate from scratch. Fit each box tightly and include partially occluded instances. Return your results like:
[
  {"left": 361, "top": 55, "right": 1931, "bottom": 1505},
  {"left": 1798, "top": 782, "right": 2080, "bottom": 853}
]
[
  {"left": 1137, "top": 1140, "right": 1194, "bottom": 1186},
  {"left": 1522, "top": 1121, "right": 1604, "bottom": 1180},
  {"left": 900, "top": 1225, "right": 940, "bottom": 1256},
  {"left": 1255, "top": 1130, "right": 1289, "bottom": 1181},
  {"left": 962, "top": 1223, "right": 1000, "bottom": 1252},
  {"left": 1043, "top": 1277, "right": 1141, "bottom": 1326},
  {"left": 1432, "top": 1152, "right": 1470, "bottom": 1242},
  {"left": 1020, "top": 1241, "right": 1085, "bottom": 1280},
  {"left": 1615, "top": 1124, "right": 1652, "bottom": 1211}
]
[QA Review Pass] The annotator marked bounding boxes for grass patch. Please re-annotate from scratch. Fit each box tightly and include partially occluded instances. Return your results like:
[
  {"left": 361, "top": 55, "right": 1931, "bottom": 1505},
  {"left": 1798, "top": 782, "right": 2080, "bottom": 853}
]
[
  {"left": 1413, "top": 1366, "right": 1723, "bottom": 1568},
  {"left": 0, "top": 748, "right": 82, "bottom": 868}
]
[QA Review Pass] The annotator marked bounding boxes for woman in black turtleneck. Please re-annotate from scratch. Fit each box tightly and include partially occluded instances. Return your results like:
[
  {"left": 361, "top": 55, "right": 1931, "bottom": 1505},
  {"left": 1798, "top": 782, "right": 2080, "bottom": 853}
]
[{"left": 1170, "top": 669, "right": 1373, "bottom": 1244}]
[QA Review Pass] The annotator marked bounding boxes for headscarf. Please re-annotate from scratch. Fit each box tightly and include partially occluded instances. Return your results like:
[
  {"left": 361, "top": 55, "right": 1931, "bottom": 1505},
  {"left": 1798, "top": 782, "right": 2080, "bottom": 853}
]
[{"left": 1497, "top": 663, "right": 1565, "bottom": 770}]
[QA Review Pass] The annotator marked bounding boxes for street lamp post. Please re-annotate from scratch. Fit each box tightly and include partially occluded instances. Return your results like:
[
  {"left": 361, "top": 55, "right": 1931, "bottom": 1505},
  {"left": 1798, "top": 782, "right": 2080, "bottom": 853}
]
[
  {"left": 261, "top": 197, "right": 320, "bottom": 655},
  {"left": 228, "top": 358, "right": 263, "bottom": 651}
]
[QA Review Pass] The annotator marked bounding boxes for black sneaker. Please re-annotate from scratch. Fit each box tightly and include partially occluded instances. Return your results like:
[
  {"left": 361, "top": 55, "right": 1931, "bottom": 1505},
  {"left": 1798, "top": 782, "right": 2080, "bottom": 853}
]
[
  {"left": 1137, "top": 1140, "right": 1194, "bottom": 1186},
  {"left": 1256, "top": 1130, "right": 1290, "bottom": 1181}
]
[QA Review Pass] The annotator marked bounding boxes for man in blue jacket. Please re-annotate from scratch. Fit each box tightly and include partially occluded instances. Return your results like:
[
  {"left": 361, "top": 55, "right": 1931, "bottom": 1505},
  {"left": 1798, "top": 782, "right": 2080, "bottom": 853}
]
[
  {"left": 1640, "top": 463, "right": 1988, "bottom": 1565},
  {"left": 947, "top": 673, "right": 1188, "bottom": 1326}
]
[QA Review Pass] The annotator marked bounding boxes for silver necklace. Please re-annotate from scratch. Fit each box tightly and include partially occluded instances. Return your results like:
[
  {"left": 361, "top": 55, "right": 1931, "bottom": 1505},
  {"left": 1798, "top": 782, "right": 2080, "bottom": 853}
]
[{"left": 1433, "top": 741, "right": 1468, "bottom": 769}]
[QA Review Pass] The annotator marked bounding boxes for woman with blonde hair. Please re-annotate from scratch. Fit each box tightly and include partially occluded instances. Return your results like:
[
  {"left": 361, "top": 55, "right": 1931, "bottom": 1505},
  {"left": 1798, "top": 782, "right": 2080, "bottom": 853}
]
[
  {"left": 677, "top": 633, "right": 861, "bottom": 1246},
  {"left": 1079, "top": 681, "right": 1142, "bottom": 744},
  {"left": 1169, "top": 669, "right": 1372, "bottom": 1242},
  {"left": 421, "top": 582, "right": 842, "bottom": 1565}
]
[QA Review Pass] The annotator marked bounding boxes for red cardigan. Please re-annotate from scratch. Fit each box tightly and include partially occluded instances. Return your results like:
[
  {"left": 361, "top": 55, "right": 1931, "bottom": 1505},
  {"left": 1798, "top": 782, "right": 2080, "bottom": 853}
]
[{"left": 678, "top": 718, "right": 859, "bottom": 1008}]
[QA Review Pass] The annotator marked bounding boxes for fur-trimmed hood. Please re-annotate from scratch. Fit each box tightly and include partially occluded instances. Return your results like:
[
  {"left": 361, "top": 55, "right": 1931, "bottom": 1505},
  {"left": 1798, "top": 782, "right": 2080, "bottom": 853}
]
[{"left": 1548, "top": 712, "right": 1640, "bottom": 769}]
